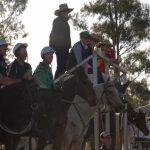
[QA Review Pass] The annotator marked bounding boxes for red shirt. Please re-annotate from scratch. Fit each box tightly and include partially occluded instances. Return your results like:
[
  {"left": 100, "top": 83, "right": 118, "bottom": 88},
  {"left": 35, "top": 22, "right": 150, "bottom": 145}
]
[{"left": 97, "top": 48, "right": 116, "bottom": 73}]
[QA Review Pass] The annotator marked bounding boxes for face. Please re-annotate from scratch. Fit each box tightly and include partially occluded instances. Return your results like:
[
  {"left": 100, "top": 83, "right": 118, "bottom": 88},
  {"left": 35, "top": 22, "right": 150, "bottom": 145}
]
[
  {"left": 60, "top": 11, "right": 70, "bottom": 18},
  {"left": 90, "top": 38, "right": 98, "bottom": 49},
  {"left": 102, "top": 44, "right": 111, "bottom": 51},
  {"left": 43, "top": 52, "right": 53, "bottom": 64},
  {"left": 17, "top": 47, "right": 27, "bottom": 61},
  {"left": 101, "top": 135, "right": 112, "bottom": 146},
  {"left": 0, "top": 44, "right": 8, "bottom": 56},
  {"left": 81, "top": 37, "right": 91, "bottom": 45}
]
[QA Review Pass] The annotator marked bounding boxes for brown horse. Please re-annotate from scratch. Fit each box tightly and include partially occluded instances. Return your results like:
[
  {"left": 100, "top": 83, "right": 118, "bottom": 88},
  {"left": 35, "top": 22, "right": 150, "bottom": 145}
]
[
  {"left": 0, "top": 69, "right": 97, "bottom": 150},
  {"left": 36, "top": 69, "right": 97, "bottom": 150}
]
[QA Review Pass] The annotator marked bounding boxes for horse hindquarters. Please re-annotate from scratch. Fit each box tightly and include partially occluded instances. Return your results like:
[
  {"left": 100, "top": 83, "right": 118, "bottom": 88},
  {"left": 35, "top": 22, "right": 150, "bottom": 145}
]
[
  {"left": 60, "top": 122, "right": 73, "bottom": 150},
  {"left": 71, "top": 137, "right": 84, "bottom": 150},
  {"left": 60, "top": 136, "right": 72, "bottom": 150},
  {"left": 61, "top": 122, "right": 85, "bottom": 150}
]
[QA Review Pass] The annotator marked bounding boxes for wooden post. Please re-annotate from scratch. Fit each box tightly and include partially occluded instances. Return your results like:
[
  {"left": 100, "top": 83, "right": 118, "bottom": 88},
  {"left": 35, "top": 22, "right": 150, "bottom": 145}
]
[
  {"left": 115, "top": 113, "right": 120, "bottom": 150},
  {"left": 123, "top": 102, "right": 128, "bottom": 150}
]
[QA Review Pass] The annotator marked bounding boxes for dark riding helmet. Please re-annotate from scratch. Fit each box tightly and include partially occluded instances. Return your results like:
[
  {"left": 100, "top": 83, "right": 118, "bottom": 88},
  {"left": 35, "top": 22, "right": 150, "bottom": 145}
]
[{"left": 80, "top": 31, "right": 91, "bottom": 39}]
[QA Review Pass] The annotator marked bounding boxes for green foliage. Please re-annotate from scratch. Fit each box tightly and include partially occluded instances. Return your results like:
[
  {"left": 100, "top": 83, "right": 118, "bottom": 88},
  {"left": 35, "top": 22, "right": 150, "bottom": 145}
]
[
  {"left": 123, "top": 49, "right": 150, "bottom": 74},
  {"left": 71, "top": 13, "right": 88, "bottom": 30},
  {"left": 126, "top": 79, "right": 150, "bottom": 107},
  {"left": 71, "top": 0, "right": 150, "bottom": 55},
  {"left": 0, "top": 0, "right": 28, "bottom": 42},
  {"left": 122, "top": 47, "right": 150, "bottom": 107},
  {"left": 71, "top": 0, "right": 150, "bottom": 107}
]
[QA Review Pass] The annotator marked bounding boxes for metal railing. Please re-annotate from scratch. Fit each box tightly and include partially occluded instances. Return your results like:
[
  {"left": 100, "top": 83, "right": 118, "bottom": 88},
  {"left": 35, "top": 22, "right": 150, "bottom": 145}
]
[{"left": 54, "top": 48, "right": 127, "bottom": 150}]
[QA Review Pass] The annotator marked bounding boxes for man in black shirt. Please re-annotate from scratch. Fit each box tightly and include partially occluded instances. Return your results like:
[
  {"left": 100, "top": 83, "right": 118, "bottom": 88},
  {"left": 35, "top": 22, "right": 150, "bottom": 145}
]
[
  {"left": 0, "top": 39, "right": 9, "bottom": 87},
  {"left": 7, "top": 43, "right": 34, "bottom": 84},
  {"left": 49, "top": 3, "right": 74, "bottom": 79}
]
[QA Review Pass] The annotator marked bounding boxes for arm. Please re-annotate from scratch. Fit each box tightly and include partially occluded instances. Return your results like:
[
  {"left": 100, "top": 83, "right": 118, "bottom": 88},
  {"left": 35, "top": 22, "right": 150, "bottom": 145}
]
[
  {"left": 7, "top": 63, "right": 22, "bottom": 84},
  {"left": 0, "top": 73, "right": 8, "bottom": 85}
]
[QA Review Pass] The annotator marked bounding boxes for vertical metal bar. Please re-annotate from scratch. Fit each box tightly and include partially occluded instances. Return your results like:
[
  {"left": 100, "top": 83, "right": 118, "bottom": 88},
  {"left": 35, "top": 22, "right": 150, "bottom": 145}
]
[
  {"left": 93, "top": 48, "right": 98, "bottom": 85},
  {"left": 105, "top": 113, "right": 110, "bottom": 132},
  {"left": 115, "top": 113, "right": 120, "bottom": 150},
  {"left": 93, "top": 48, "right": 99, "bottom": 150},
  {"left": 105, "top": 62, "right": 110, "bottom": 133}
]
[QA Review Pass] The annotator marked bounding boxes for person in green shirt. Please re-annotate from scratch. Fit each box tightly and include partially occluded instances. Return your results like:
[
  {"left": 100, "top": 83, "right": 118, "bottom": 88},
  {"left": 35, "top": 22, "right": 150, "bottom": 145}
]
[{"left": 34, "top": 46, "right": 55, "bottom": 88}]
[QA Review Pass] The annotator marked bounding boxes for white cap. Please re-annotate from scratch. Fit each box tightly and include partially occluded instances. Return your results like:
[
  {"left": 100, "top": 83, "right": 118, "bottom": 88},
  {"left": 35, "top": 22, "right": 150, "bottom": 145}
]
[
  {"left": 100, "top": 131, "right": 110, "bottom": 138},
  {"left": 41, "top": 46, "right": 55, "bottom": 56},
  {"left": 0, "top": 39, "right": 9, "bottom": 46},
  {"left": 13, "top": 43, "right": 28, "bottom": 54}
]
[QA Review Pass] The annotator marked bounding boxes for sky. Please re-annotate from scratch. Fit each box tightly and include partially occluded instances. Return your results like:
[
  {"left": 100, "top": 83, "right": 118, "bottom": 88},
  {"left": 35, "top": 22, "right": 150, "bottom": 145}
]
[{"left": 14, "top": 0, "right": 150, "bottom": 76}]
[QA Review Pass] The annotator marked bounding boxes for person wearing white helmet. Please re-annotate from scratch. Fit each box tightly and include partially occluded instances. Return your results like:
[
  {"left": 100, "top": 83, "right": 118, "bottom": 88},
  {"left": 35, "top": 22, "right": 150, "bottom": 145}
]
[
  {"left": 7, "top": 43, "right": 34, "bottom": 84},
  {"left": 0, "top": 39, "right": 9, "bottom": 87},
  {"left": 34, "top": 46, "right": 55, "bottom": 88}
]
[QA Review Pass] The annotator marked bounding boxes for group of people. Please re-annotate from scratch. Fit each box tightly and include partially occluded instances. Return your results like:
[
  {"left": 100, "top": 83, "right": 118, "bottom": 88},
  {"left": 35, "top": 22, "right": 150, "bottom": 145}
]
[
  {"left": 0, "top": 40, "right": 55, "bottom": 89},
  {"left": 0, "top": 3, "right": 117, "bottom": 150},
  {"left": 0, "top": 3, "right": 116, "bottom": 89},
  {"left": 49, "top": 3, "right": 117, "bottom": 81}
]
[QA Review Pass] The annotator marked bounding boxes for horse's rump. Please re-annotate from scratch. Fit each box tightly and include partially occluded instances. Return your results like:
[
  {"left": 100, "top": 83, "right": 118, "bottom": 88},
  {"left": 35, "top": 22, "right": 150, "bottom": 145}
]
[{"left": 0, "top": 82, "right": 34, "bottom": 132}]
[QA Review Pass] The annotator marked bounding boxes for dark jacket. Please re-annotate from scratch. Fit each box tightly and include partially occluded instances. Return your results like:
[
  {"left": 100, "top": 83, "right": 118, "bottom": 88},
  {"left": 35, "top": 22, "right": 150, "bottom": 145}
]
[
  {"left": 0, "top": 55, "right": 7, "bottom": 76},
  {"left": 66, "top": 41, "right": 92, "bottom": 70},
  {"left": 34, "top": 62, "right": 54, "bottom": 89},
  {"left": 7, "top": 59, "right": 32, "bottom": 79},
  {"left": 49, "top": 16, "right": 71, "bottom": 50}
]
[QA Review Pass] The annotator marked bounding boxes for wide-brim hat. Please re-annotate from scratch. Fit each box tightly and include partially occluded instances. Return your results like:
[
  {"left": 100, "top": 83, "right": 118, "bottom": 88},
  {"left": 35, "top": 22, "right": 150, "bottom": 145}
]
[
  {"left": 96, "top": 40, "right": 113, "bottom": 48},
  {"left": 54, "top": 3, "right": 74, "bottom": 16},
  {"left": 101, "top": 40, "right": 113, "bottom": 46}
]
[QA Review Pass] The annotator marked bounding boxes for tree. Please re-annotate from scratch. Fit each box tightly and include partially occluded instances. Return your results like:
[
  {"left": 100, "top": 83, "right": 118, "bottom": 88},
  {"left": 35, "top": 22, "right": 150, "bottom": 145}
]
[
  {"left": 72, "top": 0, "right": 150, "bottom": 56},
  {"left": 71, "top": 0, "right": 150, "bottom": 107},
  {"left": 127, "top": 79, "right": 150, "bottom": 107},
  {"left": 123, "top": 48, "right": 150, "bottom": 107},
  {"left": 0, "top": 0, "right": 28, "bottom": 42}
]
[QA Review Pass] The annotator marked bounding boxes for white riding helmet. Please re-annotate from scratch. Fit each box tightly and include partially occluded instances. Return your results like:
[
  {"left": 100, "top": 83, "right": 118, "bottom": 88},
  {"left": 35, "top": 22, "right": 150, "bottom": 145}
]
[{"left": 41, "top": 46, "right": 55, "bottom": 57}]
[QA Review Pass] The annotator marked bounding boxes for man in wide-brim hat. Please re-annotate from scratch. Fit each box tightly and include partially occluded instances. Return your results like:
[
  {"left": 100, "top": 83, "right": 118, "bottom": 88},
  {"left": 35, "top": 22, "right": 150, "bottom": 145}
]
[{"left": 49, "top": 3, "right": 74, "bottom": 79}]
